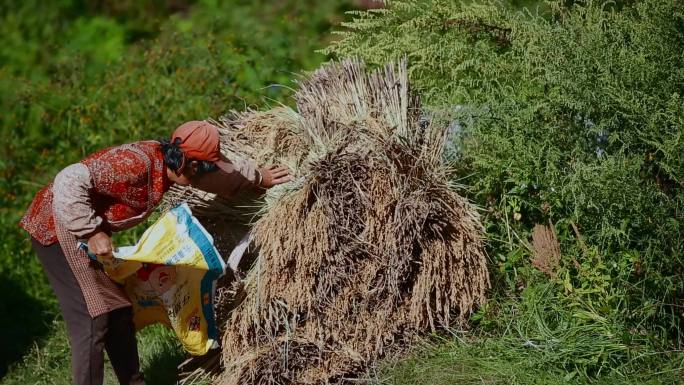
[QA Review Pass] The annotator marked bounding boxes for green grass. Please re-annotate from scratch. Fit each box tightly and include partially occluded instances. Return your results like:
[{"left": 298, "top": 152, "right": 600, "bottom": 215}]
[
  {"left": 373, "top": 281, "right": 684, "bottom": 385},
  {"left": 371, "top": 282, "right": 684, "bottom": 385},
  {"left": 374, "top": 336, "right": 684, "bottom": 385},
  {"left": 137, "top": 326, "right": 186, "bottom": 385},
  {"left": 2, "top": 319, "right": 185, "bottom": 385}
]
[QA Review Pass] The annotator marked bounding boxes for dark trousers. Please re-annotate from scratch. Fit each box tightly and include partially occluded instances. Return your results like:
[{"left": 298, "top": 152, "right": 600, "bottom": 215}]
[{"left": 32, "top": 238, "right": 145, "bottom": 385}]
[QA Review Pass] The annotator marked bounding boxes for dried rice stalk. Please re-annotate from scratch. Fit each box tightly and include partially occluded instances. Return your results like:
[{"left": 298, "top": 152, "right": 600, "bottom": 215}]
[{"left": 531, "top": 223, "right": 561, "bottom": 278}]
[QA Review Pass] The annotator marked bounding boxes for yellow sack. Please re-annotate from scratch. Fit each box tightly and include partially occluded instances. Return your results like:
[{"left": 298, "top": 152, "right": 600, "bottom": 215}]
[{"left": 83, "top": 203, "right": 226, "bottom": 356}]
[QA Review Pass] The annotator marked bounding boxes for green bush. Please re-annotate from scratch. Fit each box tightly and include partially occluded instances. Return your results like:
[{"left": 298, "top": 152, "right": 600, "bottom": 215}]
[{"left": 325, "top": 0, "right": 683, "bottom": 379}]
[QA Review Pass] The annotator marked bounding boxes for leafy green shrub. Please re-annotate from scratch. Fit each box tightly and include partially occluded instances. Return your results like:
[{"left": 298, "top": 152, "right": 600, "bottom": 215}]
[{"left": 325, "top": 0, "right": 683, "bottom": 378}]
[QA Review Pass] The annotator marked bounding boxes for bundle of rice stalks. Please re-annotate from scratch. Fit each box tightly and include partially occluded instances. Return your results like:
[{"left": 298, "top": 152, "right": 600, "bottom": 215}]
[
  {"left": 531, "top": 223, "right": 561, "bottom": 278},
  {"left": 184, "top": 59, "right": 489, "bottom": 384}
]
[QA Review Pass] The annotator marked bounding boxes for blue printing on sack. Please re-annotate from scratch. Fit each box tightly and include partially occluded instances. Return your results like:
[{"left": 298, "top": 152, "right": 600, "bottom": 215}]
[{"left": 172, "top": 204, "right": 223, "bottom": 340}]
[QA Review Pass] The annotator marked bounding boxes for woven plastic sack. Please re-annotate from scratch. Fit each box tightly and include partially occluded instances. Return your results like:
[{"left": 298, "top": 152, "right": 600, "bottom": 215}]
[{"left": 84, "top": 203, "right": 226, "bottom": 355}]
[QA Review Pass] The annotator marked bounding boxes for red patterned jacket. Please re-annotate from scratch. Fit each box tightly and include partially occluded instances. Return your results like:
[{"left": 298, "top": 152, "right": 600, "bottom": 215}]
[{"left": 20, "top": 141, "right": 172, "bottom": 245}]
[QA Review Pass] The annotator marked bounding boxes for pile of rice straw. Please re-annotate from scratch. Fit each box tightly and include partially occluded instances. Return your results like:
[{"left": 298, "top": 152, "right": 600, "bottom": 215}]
[{"left": 166, "top": 59, "right": 489, "bottom": 384}]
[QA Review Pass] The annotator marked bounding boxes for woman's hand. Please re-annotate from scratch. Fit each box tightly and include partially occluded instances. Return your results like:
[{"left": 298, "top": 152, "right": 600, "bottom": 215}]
[
  {"left": 87, "top": 231, "right": 114, "bottom": 263},
  {"left": 258, "top": 165, "right": 292, "bottom": 188}
]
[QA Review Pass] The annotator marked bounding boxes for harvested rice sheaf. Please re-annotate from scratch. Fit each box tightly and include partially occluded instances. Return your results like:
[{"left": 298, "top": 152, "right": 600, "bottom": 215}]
[{"left": 169, "top": 59, "right": 489, "bottom": 384}]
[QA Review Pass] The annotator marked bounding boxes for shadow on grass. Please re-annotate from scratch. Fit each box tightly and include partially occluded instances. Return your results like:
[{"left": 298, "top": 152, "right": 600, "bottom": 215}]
[
  {"left": 138, "top": 324, "right": 187, "bottom": 385},
  {"left": 143, "top": 349, "right": 186, "bottom": 385},
  {"left": 0, "top": 273, "right": 54, "bottom": 378}
]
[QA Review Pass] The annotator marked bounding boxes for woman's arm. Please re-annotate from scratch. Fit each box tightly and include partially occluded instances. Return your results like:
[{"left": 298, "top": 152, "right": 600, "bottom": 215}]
[
  {"left": 190, "top": 158, "right": 292, "bottom": 199},
  {"left": 52, "top": 163, "right": 102, "bottom": 238},
  {"left": 52, "top": 163, "right": 114, "bottom": 259},
  {"left": 190, "top": 158, "right": 261, "bottom": 199}
]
